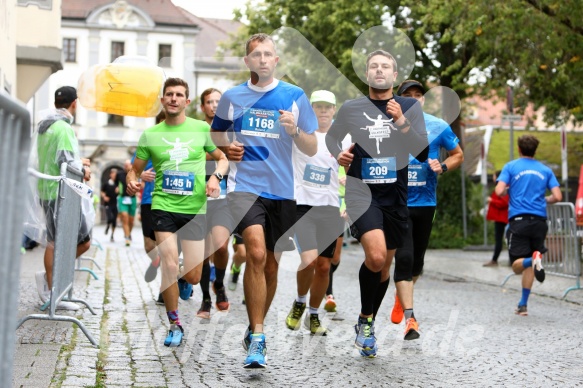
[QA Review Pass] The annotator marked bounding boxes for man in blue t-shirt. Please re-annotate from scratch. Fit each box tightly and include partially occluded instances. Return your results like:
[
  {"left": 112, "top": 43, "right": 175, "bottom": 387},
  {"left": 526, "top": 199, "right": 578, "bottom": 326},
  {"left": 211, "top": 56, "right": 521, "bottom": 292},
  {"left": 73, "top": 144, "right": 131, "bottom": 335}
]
[
  {"left": 211, "top": 33, "right": 318, "bottom": 369},
  {"left": 391, "top": 80, "right": 464, "bottom": 339},
  {"left": 495, "top": 134, "right": 561, "bottom": 316}
]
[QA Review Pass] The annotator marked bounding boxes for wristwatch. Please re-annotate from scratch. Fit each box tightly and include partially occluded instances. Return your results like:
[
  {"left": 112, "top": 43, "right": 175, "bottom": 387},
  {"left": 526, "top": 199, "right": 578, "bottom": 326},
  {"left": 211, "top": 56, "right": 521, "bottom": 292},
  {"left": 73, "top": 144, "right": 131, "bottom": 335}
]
[
  {"left": 395, "top": 117, "right": 411, "bottom": 130},
  {"left": 290, "top": 127, "right": 301, "bottom": 138},
  {"left": 440, "top": 163, "right": 448, "bottom": 174},
  {"left": 213, "top": 172, "right": 224, "bottom": 181}
]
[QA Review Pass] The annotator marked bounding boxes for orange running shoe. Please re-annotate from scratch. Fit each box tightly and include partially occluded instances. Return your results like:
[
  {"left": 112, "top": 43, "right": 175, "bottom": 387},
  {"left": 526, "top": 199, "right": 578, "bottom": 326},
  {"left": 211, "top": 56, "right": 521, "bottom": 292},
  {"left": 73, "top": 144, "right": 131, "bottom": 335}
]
[
  {"left": 391, "top": 291, "right": 404, "bottom": 324},
  {"left": 324, "top": 294, "right": 337, "bottom": 313},
  {"left": 212, "top": 283, "right": 230, "bottom": 312},
  {"left": 404, "top": 317, "right": 420, "bottom": 340}
]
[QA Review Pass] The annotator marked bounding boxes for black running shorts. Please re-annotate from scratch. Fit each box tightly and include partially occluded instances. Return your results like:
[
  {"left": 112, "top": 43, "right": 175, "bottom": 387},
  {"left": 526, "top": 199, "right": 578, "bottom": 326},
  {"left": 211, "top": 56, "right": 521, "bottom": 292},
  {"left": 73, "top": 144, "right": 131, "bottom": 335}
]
[
  {"left": 151, "top": 209, "right": 206, "bottom": 241},
  {"left": 227, "top": 192, "right": 296, "bottom": 252}
]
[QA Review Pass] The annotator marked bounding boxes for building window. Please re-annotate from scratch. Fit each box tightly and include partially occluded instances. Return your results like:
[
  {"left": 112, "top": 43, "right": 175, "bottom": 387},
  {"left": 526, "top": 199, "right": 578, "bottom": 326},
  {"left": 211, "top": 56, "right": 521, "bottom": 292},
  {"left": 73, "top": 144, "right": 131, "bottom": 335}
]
[
  {"left": 111, "top": 41, "right": 125, "bottom": 62},
  {"left": 158, "top": 44, "right": 172, "bottom": 67},
  {"left": 63, "top": 38, "right": 77, "bottom": 63},
  {"left": 108, "top": 114, "right": 124, "bottom": 126}
]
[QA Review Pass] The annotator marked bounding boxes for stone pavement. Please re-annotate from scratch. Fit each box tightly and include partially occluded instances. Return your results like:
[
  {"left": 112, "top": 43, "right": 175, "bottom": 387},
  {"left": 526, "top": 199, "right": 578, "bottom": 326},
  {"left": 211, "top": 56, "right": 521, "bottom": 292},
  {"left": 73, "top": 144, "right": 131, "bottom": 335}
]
[{"left": 13, "top": 224, "right": 583, "bottom": 387}]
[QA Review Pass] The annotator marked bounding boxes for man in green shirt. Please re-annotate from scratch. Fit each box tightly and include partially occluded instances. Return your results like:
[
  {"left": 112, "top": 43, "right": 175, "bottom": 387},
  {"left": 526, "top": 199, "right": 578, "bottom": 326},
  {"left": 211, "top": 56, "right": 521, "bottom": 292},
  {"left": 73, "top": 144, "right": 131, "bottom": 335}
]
[
  {"left": 35, "top": 86, "right": 92, "bottom": 311},
  {"left": 127, "top": 77, "right": 228, "bottom": 347}
]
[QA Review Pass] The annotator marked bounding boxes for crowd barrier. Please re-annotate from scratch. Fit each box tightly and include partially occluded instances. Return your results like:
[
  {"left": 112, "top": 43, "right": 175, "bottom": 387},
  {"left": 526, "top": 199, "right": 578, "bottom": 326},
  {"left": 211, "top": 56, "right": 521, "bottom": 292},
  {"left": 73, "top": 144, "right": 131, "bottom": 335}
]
[
  {"left": 0, "top": 93, "right": 32, "bottom": 388},
  {"left": 501, "top": 202, "right": 582, "bottom": 298},
  {"left": 77, "top": 240, "right": 103, "bottom": 280},
  {"left": 17, "top": 163, "right": 98, "bottom": 347}
]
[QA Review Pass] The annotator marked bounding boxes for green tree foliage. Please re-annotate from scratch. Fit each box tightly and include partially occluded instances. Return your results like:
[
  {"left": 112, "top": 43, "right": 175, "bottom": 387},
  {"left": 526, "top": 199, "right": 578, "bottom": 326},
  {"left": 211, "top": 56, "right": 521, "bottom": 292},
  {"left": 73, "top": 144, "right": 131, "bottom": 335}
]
[
  {"left": 232, "top": 0, "right": 583, "bottom": 128},
  {"left": 430, "top": 169, "right": 486, "bottom": 248},
  {"left": 229, "top": 0, "right": 477, "bottom": 138},
  {"left": 410, "top": 0, "right": 583, "bottom": 125}
]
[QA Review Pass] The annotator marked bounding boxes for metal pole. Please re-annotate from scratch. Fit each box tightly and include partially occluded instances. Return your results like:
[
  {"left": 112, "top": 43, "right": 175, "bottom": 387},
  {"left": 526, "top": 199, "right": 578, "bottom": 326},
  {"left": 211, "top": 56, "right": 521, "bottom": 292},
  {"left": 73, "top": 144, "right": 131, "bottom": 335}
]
[
  {"left": 507, "top": 86, "right": 514, "bottom": 161},
  {"left": 481, "top": 141, "right": 488, "bottom": 245},
  {"left": 461, "top": 161, "right": 467, "bottom": 239},
  {"left": 561, "top": 125, "right": 569, "bottom": 202},
  {"left": 509, "top": 120, "right": 514, "bottom": 161}
]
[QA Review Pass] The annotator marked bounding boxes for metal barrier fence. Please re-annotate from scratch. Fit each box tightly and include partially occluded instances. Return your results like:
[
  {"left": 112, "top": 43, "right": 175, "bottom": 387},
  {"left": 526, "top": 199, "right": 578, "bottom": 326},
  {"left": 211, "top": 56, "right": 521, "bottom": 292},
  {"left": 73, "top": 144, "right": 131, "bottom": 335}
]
[
  {"left": 501, "top": 202, "right": 582, "bottom": 298},
  {"left": 0, "top": 93, "right": 32, "bottom": 388},
  {"left": 17, "top": 163, "right": 98, "bottom": 347}
]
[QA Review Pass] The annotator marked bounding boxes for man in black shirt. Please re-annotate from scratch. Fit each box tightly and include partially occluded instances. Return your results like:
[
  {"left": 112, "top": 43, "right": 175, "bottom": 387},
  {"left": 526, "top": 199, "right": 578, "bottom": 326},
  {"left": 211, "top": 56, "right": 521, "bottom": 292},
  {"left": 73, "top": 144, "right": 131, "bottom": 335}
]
[
  {"left": 101, "top": 168, "right": 119, "bottom": 241},
  {"left": 325, "top": 49, "right": 428, "bottom": 357}
]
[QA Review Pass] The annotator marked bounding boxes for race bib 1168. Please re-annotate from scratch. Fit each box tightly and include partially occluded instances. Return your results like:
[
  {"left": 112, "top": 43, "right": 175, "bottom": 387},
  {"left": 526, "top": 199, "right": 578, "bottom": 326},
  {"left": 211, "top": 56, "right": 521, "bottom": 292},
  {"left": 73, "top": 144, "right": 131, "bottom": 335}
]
[{"left": 241, "top": 109, "right": 281, "bottom": 138}]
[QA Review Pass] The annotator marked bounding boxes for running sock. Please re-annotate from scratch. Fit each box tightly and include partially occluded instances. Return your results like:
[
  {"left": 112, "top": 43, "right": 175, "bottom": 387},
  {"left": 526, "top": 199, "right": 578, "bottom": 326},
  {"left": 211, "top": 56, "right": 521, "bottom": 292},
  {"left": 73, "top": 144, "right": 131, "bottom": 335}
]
[
  {"left": 404, "top": 309, "right": 415, "bottom": 321},
  {"left": 232, "top": 263, "right": 241, "bottom": 273},
  {"left": 519, "top": 288, "right": 531, "bottom": 307},
  {"left": 327, "top": 262, "right": 339, "bottom": 295},
  {"left": 359, "top": 262, "right": 381, "bottom": 316},
  {"left": 523, "top": 257, "right": 533, "bottom": 268},
  {"left": 309, "top": 306, "right": 319, "bottom": 315},
  {"left": 151, "top": 256, "right": 160, "bottom": 267},
  {"left": 296, "top": 294, "right": 307, "bottom": 304},
  {"left": 330, "top": 262, "right": 339, "bottom": 274},
  {"left": 200, "top": 261, "right": 211, "bottom": 300},
  {"left": 167, "top": 310, "right": 182, "bottom": 327},
  {"left": 214, "top": 268, "right": 226, "bottom": 289},
  {"left": 372, "top": 278, "right": 390, "bottom": 319}
]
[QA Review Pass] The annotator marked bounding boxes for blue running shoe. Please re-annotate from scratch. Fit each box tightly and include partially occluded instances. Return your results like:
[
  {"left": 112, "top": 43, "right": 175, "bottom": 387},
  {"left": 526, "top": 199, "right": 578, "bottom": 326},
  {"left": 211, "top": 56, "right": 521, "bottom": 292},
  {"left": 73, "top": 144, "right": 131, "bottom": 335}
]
[
  {"left": 209, "top": 264, "right": 216, "bottom": 283},
  {"left": 178, "top": 278, "right": 192, "bottom": 301},
  {"left": 164, "top": 324, "right": 183, "bottom": 347},
  {"left": 244, "top": 333, "right": 267, "bottom": 368},
  {"left": 354, "top": 316, "right": 377, "bottom": 358},
  {"left": 242, "top": 326, "right": 251, "bottom": 351}
]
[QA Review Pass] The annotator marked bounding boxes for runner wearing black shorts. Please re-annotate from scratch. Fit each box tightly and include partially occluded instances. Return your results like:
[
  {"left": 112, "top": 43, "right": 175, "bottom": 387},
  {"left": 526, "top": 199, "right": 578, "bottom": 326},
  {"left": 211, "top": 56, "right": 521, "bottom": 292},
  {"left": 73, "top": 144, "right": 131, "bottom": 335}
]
[{"left": 326, "top": 50, "right": 428, "bottom": 357}]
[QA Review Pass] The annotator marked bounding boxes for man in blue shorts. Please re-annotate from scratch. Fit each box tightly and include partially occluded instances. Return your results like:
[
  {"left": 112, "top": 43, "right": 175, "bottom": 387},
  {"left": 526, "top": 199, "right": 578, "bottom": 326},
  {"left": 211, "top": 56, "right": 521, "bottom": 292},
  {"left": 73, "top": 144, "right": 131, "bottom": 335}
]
[
  {"left": 326, "top": 50, "right": 429, "bottom": 357},
  {"left": 390, "top": 80, "right": 464, "bottom": 339},
  {"left": 495, "top": 134, "right": 561, "bottom": 316},
  {"left": 211, "top": 33, "right": 318, "bottom": 368}
]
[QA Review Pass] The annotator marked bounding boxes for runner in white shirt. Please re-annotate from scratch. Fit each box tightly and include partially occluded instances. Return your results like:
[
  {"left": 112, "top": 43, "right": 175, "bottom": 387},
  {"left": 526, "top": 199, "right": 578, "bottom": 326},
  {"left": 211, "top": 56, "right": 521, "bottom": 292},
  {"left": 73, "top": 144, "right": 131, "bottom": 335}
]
[{"left": 285, "top": 90, "right": 344, "bottom": 335}]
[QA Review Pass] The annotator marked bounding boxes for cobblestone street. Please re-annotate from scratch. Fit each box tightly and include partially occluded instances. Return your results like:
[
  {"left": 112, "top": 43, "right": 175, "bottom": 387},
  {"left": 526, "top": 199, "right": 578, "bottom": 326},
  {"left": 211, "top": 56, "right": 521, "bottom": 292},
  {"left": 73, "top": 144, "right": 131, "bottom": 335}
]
[{"left": 14, "top": 225, "right": 583, "bottom": 387}]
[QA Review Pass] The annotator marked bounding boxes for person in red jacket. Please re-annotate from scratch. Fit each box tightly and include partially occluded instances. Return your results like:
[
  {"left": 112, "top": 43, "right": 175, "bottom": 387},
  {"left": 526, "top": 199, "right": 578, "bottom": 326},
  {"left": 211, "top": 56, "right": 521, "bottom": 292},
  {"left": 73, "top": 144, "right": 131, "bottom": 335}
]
[{"left": 483, "top": 171, "right": 509, "bottom": 267}]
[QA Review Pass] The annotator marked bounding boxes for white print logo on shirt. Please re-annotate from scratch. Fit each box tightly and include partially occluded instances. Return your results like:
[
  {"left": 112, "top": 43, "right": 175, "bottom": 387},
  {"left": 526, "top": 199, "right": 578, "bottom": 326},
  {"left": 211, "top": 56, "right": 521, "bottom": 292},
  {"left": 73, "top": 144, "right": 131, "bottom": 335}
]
[
  {"left": 360, "top": 112, "right": 396, "bottom": 154},
  {"left": 162, "top": 137, "right": 196, "bottom": 170}
]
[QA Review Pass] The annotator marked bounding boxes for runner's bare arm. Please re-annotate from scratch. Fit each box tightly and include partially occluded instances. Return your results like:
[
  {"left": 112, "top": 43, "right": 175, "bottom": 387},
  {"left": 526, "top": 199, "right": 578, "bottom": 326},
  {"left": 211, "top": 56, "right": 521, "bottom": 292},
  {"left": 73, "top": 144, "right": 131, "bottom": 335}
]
[
  {"left": 206, "top": 148, "right": 228, "bottom": 197},
  {"left": 211, "top": 129, "right": 244, "bottom": 162},
  {"left": 127, "top": 158, "right": 147, "bottom": 195},
  {"left": 278, "top": 109, "right": 317, "bottom": 156}
]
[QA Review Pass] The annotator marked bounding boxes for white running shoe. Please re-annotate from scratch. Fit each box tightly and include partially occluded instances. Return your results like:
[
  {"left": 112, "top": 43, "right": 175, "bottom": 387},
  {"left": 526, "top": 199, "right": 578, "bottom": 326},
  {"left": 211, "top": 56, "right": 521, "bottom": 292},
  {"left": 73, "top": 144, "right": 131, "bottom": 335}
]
[
  {"left": 532, "top": 251, "right": 545, "bottom": 283},
  {"left": 55, "top": 300, "right": 80, "bottom": 311},
  {"left": 35, "top": 271, "right": 49, "bottom": 301},
  {"left": 36, "top": 271, "right": 79, "bottom": 310}
]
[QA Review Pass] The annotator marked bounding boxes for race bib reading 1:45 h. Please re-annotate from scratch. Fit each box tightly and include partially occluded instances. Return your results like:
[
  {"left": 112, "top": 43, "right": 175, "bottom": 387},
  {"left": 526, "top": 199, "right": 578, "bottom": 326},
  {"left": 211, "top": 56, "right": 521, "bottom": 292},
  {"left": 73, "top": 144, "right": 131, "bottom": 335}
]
[
  {"left": 162, "top": 170, "right": 194, "bottom": 195},
  {"left": 241, "top": 109, "right": 281, "bottom": 138}
]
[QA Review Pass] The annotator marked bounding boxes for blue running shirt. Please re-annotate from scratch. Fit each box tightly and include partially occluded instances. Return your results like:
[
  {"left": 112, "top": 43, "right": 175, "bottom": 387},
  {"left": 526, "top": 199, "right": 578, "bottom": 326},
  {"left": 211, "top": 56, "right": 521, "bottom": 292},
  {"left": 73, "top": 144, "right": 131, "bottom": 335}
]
[
  {"left": 407, "top": 113, "right": 459, "bottom": 207},
  {"left": 212, "top": 80, "right": 318, "bottom": 200},
  {"left": 498, "top": 158, "right": 560, "bottom": 218},
  {"left": 130, "top": 156, "right": 154, "bottom": 205}
]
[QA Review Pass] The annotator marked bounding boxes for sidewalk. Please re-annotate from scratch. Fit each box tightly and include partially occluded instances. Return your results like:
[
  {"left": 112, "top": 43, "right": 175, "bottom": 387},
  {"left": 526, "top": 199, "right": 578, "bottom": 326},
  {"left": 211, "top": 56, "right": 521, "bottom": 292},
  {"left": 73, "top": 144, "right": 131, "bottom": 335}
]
[{"left": 13, "top": 226, "right": 583, "bottom": 387}]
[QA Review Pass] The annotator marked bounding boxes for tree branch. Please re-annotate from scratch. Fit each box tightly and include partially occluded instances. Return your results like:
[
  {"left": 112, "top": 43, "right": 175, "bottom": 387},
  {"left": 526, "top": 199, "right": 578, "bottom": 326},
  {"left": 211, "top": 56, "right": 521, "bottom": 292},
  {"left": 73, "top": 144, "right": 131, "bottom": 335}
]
[{"left": 523, "top": 0, "right": 583, "bottom": 36}]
